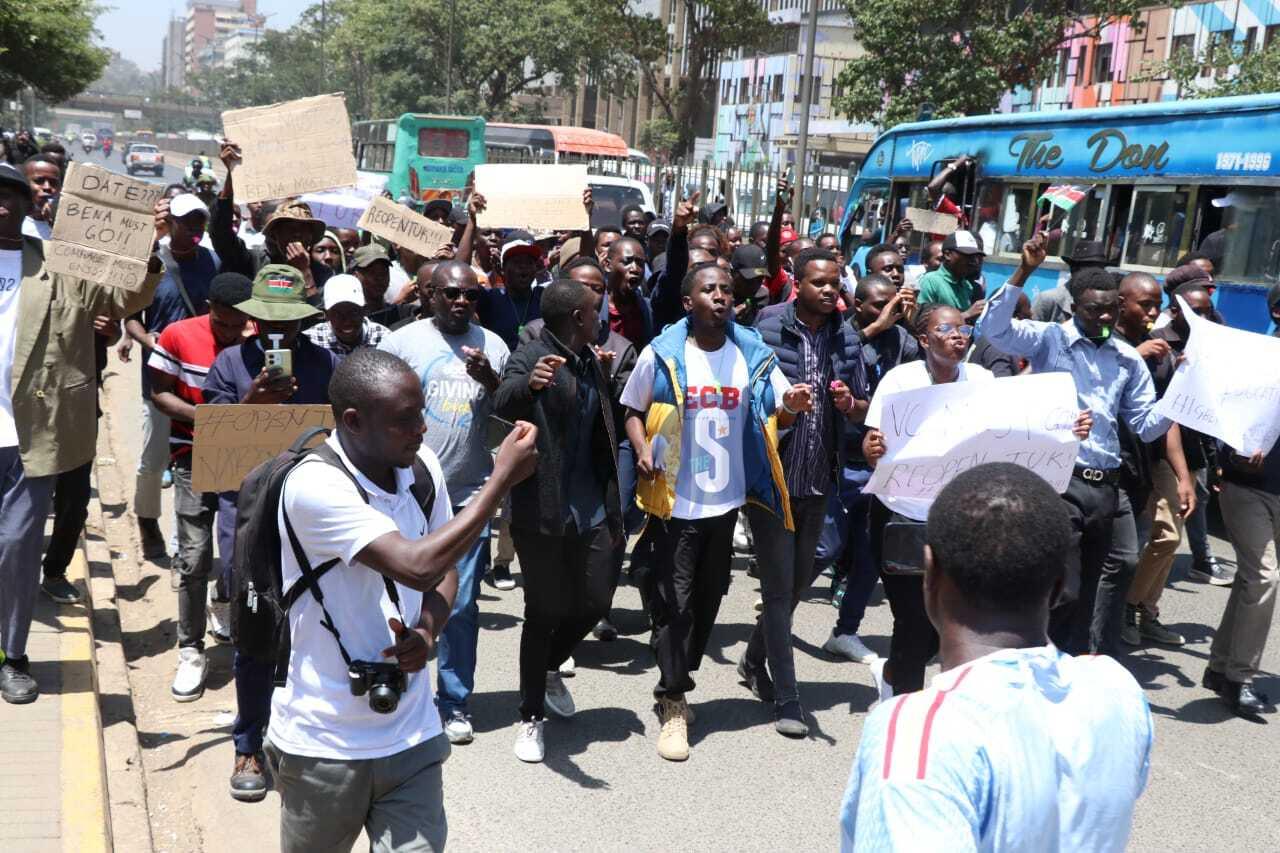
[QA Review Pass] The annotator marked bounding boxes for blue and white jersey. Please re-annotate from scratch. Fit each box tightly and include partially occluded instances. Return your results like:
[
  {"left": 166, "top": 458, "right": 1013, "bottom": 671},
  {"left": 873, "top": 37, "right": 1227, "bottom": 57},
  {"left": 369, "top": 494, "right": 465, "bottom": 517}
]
[{"left": 840, "top": 645, "right": 1152, "bottom": 852}]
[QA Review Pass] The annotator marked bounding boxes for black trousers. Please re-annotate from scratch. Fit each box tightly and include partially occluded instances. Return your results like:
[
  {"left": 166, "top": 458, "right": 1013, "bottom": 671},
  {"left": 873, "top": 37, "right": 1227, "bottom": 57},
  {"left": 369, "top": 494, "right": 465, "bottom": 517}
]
[
  {"left": 1051, "top": 477, "right": 1137, "bottom": 655},
  {"left": 649, "top": 509, "right": 738, "bottom": 699},
  {"left": 870, "top": 498, "right": 938, "bottom": 694},
  {"left": 42, "top": 459, "right": 93, "bottom": 578},
  {"left": 513, "top": 521, "right": 617, "bottom": 721}
]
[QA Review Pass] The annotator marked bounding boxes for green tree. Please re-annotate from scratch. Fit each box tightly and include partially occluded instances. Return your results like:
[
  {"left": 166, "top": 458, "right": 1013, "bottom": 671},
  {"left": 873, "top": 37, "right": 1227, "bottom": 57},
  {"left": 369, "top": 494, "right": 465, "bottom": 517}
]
[
  {"left": 833, "top": 0, "right": 1146, "bottom": 128},
  {"left": 1136, "top": 39, "right": 1280, "bottom": 100},
  {"left": 593, "top": 0, "right": 771, "bottom": 159},
  {"left": 638, "top": 117, "right": 679, "bottom": 163},
  {"left": 89, "top": 51, "right": 160, "bottom": 96},
  {"left": 0, "top": 0, "right": 110, "bottom": 103}
]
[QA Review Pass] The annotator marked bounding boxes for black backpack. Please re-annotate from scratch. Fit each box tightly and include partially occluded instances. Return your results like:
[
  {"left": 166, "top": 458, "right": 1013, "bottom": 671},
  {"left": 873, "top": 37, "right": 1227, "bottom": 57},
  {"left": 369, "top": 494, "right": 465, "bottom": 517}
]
[{"left": 229, "top": 426, "right": 436, "bottom": 686}]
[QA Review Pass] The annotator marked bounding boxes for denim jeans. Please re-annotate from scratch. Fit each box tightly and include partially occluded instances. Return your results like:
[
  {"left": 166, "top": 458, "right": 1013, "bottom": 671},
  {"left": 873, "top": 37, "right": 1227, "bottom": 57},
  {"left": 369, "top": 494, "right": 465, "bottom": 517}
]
[
  {"left": 173, "top": 460, "right": 218, "bottom": 649},
  {"left": 743, "top": 496, "right": 829, "bottom": 705},
  {"left": 436, "top": 509, "right": 489, "bottom": 717},
  {"left": 826, "top": 466, "right": 879, "bottom": 638},
  {"left": 135, "top": 399, "right": 170, "bottom": 520},
  {"left": 1185, "top": 466, "right": 1212, "bottom": 563},
  {"left": 0, "top": 446, "right": 55, "bottom": 660}
]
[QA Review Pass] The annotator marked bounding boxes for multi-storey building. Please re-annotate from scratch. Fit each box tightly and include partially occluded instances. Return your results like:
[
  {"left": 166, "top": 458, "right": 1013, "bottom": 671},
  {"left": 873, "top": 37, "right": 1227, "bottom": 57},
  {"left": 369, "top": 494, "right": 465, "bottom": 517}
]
[{"left": 177, "top": 0, "right": 266, "bottom": 80}]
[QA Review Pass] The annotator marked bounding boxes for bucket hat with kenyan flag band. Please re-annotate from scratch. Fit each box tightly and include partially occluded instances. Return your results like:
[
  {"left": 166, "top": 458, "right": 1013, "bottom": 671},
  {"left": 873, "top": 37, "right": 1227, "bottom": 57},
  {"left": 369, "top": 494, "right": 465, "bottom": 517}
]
[{"left": 236, "top": 264, "right": 322, "bottom": 322}]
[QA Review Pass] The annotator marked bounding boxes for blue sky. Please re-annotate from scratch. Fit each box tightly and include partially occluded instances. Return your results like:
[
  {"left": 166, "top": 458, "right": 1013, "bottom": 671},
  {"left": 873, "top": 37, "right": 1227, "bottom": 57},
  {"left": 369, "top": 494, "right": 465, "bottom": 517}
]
[{"left": 95, "top": 1, "right": 314, "bottom": 71}]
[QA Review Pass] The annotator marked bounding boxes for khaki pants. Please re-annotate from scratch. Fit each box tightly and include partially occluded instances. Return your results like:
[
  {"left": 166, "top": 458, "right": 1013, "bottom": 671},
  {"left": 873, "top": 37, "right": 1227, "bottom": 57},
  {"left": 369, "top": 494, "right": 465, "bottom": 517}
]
[
  {"left": 1210, "top": 483, "right": 1280, "bottom": 683},
  {"left": 1129, "top": 461, "right": 1185, "bottom": 611}
]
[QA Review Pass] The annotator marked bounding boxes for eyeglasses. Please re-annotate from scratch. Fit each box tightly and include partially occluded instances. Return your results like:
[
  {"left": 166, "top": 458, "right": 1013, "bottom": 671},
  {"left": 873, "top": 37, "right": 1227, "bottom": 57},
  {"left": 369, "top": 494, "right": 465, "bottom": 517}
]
[
  {"left": 933, "top": 323, "right": 973, "bottom": 338},
  {"left": 440, "top": 286, "right": 481, "bottom": 303}
]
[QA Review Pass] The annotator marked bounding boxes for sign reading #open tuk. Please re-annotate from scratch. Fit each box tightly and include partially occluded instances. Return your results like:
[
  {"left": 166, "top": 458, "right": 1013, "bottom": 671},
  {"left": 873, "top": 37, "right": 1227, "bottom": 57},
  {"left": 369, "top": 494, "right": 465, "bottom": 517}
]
[
  {"left": 192, "top": 404, "right": 335, "bottom": 493},
  {"left": 45, "top": 162, "right": 162, "bottom": 292},
  {"left": 222, "top": 93, "right": 358, "bottom": 204},
  {"left": 358, "top": 196, "right": 456, "bottom": 259}
]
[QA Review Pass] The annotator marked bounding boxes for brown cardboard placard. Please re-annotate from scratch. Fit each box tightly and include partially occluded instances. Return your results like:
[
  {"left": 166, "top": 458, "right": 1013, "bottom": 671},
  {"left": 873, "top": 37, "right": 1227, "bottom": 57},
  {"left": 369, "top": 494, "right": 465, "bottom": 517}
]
[
  {"left": 221, "top": 93, "right": 358, "bottom": 204},
  {"left": 191, "top": 404, "right": 335, "bottom": 493},
  {"left": 474, "top": 164, "right": 588, "bottom": 231},
  {"left": 904, "top": 206, "right": 959, "bottom": 236},
  {"left": 44, "top": 162, "right": 162, "bottom": 292},
  {"left": 358, "top": 196, "right": 456, "bottom": 258}
]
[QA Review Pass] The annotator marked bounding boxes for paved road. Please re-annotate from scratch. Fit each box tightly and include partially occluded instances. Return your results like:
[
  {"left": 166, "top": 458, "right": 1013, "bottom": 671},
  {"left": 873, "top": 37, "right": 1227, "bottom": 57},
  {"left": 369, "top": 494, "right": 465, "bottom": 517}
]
[
  {"left": 92, "top": 353, "right": 1280, "bottom": 852},
  {"left": 72, "top": 145, "right": 190, "bottom": 187}
]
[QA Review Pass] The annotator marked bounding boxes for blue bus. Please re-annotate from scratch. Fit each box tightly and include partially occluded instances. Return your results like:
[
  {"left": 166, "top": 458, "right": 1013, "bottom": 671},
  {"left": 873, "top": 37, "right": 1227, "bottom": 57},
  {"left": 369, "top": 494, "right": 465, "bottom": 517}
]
[{"left": 838, "top": 94, "right": 1280, "bottom": 332}]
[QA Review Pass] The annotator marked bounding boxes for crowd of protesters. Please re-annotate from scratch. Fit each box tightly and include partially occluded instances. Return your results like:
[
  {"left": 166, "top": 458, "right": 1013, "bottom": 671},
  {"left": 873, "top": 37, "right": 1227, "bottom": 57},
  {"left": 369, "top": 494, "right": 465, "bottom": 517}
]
[{"left": 0, "top": 132, "right": 1277, "bottom": 853}]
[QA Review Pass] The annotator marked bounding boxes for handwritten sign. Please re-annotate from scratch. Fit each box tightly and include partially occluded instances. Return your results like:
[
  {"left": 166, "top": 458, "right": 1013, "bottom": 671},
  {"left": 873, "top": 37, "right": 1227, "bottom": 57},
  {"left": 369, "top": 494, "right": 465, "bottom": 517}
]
[
  {"left": 865, "top": 372, "right": 1079, "bottom": 501},
  {"left": 904, "top": 206, "right": 958, "bottom": 236},
  {"left": 1155, "top": 297, "right": 1280, "bottom": 455},
  {"left": 45, "top": 162, "right": 161, "bottom": 292},
  {"left": 222, "top": 93, "right": 358, "bottom": 204},
  {"left": 192, "top": 404, "right": 334, "bottom": 493},
  {"left": 358, "top": 196, "right": 456, "bottom": 258},
  {"left": 474, "top": 164, "right": 588, "bottom": 231}
]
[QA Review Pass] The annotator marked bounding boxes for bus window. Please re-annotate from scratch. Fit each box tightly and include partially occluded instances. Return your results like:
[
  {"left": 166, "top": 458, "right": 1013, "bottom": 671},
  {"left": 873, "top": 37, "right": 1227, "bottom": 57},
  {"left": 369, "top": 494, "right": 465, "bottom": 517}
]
[
  {"left": 980, "top": 184, "right": 1035, "bottom": 256},
  {"left": 1049, "top": 185, "right": 1106, "bottom": 260},
  {"left": 1202, "top": 188, "right": 1280, "bottom": 282},
  {"left": 843, "top": 183, "right": 888, "bottom": 249},
  {"left": 1123, "top": 187, "right": 1189, "bottom": 269},
  {"left": 419, "top": 127, "right": 470, "bottom": 158}
]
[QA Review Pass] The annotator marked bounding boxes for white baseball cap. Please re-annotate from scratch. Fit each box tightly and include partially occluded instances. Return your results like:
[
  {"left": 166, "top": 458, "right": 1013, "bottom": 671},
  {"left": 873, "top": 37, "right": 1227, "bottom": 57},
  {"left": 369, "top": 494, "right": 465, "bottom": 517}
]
[
  {"left": 322, "top": 274, "right": 365, "bottom": 310},
  {"left": 169, "top": 193, "right": 208, "bottom": 219},
  {"left": 1211, "top": 191, "right": 1261, "bottom": 210}
]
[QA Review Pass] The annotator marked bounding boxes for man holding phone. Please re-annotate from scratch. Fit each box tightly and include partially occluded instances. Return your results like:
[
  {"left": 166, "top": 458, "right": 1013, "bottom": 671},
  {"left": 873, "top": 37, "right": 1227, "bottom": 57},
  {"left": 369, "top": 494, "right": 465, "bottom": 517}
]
[
  {"left": 201, "top": 264, "right": 342, "bottom": 801},
  {"left": 380, "top": 260, "right": 510, "bottom": 747}
]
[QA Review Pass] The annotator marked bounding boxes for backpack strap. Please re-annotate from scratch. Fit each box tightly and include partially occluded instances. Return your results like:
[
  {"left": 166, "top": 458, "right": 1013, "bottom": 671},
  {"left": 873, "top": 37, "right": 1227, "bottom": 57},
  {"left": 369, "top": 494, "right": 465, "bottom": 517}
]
[
  {"left": 408, "top": 457, "right": 437, "bottom": 522},
  {"left": 281, "top": 508, "right": 354, "bottom": 668}
]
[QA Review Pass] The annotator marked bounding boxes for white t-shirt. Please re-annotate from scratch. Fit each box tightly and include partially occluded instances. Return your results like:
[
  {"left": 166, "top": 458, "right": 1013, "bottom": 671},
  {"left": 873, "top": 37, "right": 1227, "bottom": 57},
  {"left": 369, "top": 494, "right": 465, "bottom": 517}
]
[
  {"left": 21, "top": 217, "right": 51, "bottom": 241},
  {"left": 267, "top": 436, "right": 453, "bottom": 761},
  {"left": 621, "top": 338, "right": 790, "bottom": 520},
  {"left": 865, "top": 360, "right": 995, "bottom": 521},
  {"left": 0, "top": 249, "right": 23, "bottom": 448}
]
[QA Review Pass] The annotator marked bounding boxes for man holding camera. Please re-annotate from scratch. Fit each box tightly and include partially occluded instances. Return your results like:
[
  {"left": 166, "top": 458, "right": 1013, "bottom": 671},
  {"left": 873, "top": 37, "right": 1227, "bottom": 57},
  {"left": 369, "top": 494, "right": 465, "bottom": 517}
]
[{"left": 265, "top": 348, "right": 537, "bottom": 852}]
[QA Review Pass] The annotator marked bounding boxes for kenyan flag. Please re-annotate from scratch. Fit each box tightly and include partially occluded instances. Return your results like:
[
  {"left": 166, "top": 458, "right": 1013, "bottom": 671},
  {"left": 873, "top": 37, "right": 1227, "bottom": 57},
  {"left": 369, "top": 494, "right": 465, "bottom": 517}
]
[{"left": 1038, "top": 185, "right": 1092, "bottom": 212}]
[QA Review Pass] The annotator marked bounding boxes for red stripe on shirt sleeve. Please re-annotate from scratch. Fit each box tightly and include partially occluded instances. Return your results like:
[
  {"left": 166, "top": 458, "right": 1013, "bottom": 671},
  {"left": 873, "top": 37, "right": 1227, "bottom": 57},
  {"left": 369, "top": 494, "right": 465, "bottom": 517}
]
[
  {"left": 916, "top": 665, "right": 974, "bottom": 780},
  {"left": 882, "top": 695, "right": 910, "bottom": 780}
]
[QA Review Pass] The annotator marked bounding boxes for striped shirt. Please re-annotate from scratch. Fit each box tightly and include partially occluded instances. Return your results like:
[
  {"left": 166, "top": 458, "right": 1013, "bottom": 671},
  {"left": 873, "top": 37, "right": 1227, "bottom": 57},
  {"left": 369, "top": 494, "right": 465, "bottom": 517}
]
[
  {"left": 840, "top": 645, "right": 1152, "bottom": 852},
  {"left": 147, "top": 315, "right": 226, "bottom": 459},
  {"left": 781, "top": 321, "right": 833, "bottom": 497}
]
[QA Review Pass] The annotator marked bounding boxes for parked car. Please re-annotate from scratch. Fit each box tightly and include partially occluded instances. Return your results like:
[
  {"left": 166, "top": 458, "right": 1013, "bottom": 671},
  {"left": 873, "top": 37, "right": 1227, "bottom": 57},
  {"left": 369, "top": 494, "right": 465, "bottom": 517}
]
[{"left": 125, "top": 144, "right": 164, "bottom": 177}]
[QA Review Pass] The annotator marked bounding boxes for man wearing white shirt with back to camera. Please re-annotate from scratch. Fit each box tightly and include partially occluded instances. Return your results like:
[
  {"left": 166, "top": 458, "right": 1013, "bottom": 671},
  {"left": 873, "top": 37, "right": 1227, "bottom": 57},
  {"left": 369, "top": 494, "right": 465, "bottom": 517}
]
[
  {"left": 264, "top": 348, "right": 536, "bottom": 853},
  {"left": 840, "top": 463, "right": 1152, "bottom": 853},
  {"left": 622, "top": 260, "right": 808, "bottom": 761}
]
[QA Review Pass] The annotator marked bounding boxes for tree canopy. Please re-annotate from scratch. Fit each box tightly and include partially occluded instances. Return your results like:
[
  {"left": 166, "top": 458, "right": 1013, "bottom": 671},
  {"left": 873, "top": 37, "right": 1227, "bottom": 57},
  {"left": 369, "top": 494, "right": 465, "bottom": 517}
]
[
  {"left": 0, "top": 0, "right": 110, "bottom": 103},
  {"left": 1136, "top": 39, "right": 1280, "bottom": 100},
  {"left": 833, "top": 0, "right": 1146, "bottom": 128}
]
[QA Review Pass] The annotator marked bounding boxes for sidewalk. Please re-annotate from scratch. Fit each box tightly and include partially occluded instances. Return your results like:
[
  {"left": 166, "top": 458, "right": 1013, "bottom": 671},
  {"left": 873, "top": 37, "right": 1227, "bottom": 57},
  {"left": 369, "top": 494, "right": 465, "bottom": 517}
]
[{"left": 0, "top": 528, "right": 110, "bottom": 852}]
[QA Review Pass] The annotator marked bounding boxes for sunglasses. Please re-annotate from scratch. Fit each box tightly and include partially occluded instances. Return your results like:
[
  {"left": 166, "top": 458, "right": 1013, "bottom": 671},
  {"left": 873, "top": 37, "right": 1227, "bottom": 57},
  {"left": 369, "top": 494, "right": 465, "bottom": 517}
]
[
  {"left": 933, "top": 323, "right": 973, "bottom": 338},
  {"left": 440, "top": 286, "right": 481, "bottom": 302}
]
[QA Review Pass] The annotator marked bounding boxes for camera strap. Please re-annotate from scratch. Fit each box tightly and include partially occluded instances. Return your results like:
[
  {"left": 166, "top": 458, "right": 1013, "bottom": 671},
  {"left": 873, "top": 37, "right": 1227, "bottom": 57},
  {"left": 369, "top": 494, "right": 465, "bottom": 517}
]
[{"left": 278, "top": 444, "right": 417, "bottom": 669}]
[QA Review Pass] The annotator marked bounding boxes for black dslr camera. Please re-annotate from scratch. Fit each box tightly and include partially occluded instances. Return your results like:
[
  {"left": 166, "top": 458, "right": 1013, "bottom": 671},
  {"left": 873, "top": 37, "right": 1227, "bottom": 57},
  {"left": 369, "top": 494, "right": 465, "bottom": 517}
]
[{"left": 348, "top": 661, "right": 406, "bottom": 714}]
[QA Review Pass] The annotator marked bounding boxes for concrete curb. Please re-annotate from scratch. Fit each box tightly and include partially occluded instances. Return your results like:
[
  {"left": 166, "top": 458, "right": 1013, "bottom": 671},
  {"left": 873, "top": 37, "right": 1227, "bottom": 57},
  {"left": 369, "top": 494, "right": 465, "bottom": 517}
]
[{"left": 87, "top": 450, "right": 156, "bottom": 853}]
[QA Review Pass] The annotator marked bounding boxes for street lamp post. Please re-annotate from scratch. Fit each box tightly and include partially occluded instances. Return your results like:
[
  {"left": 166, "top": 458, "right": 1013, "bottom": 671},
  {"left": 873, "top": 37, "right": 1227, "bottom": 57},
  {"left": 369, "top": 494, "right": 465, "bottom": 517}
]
[
  {"left": 793, "top": 0, "right": 819, "bottom": 227},
  {"left": 445, "top": 0, "right": 456, "bottom": 112}
]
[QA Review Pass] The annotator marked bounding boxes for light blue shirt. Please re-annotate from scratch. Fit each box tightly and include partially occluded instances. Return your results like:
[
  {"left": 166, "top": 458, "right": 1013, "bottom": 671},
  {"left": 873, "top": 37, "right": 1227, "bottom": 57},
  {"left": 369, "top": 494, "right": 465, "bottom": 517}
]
[
  {"left": 980, "top": 283, "right": 1171, "bottom": 469},
  {"left": 840, "top": 645, "right": 1152, "bottom": 853}
]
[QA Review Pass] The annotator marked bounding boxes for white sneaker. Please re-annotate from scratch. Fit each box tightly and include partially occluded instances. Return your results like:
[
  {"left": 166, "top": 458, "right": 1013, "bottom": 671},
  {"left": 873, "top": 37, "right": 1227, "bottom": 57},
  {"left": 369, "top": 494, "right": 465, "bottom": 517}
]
[
  {"left": 207, "top": 589, "right": 232, "bottom": 645},
  {"left": 869, "top": 657, "right": 893, "bottom": 705},
  {"left": 558, "top": 655, "right": 576, "bottom": 677},
  {"left": 171, "top": 647, "right": 207, "bottom": 702},
  {"left": 513, "top": 720, "right": 545, "bottom": 763},
  {"left": 544, "top": 672, "right": 576, "bottom": 718},
  {"left": 444, "top": 711, "right": 474, "bottom": 744},
  {"left": 823, "top": 631, "right": 879, "bottom": 663},
  {"left": 733, "top": 516, "right": 751, "bottom": 553}
]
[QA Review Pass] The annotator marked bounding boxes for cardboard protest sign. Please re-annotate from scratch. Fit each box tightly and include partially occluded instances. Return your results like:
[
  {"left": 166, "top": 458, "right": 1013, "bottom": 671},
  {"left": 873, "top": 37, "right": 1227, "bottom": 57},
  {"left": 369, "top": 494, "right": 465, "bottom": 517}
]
[
  {"left": 904, "top": 206, "right": 958, "bottom": 236},
  {"left": 865, "top": 372, "right": 1079, "bottom": 501},
  {"left": 474, "top": 164, "right": 588, "bottom": 231},
  {"left": 45, "top": 162, "right": 162, "bottom": 292},
  {"left": 222, "top": 93, "right": 358, "bottom": 204},
  {"left": 1155, "top": 297, "right": 1280, "bottom": 455},
  {"left": 192, "top": 404, "right": 334, "bottom": 493},
  {"left": 358, "top": 196, "right": 456, "bottom": 258}
]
